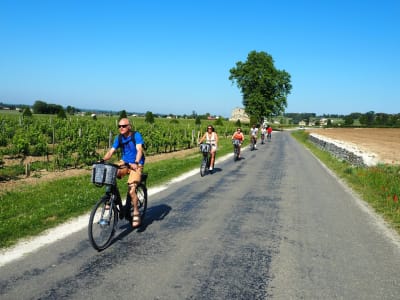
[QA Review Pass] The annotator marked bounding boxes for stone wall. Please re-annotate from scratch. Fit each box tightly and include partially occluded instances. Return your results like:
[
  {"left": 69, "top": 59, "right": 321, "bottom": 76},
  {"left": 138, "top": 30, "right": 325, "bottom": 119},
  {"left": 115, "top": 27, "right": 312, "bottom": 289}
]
[{"left": 308, "top": 134, "right": 368, "bottom": 167}]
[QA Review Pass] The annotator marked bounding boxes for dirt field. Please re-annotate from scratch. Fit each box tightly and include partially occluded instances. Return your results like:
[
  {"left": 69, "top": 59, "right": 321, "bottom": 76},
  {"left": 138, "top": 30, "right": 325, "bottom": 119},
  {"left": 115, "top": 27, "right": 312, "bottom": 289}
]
[{"left": 306, "top": 128, "right": 400, "bottom": 165}]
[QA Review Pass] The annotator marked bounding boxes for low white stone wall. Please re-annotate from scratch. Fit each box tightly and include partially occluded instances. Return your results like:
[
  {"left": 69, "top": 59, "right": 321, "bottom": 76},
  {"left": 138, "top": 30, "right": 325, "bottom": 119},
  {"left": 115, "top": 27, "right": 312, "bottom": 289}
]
[{"left": 308, "top": 133, "right": 379, "bottom": 167}]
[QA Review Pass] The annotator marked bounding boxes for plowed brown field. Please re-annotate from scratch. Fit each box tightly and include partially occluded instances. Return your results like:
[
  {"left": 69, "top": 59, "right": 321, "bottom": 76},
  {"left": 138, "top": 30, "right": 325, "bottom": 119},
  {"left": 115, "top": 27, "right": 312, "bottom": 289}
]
[{"left": 306, "top": 128, "right": 400, "bottom": 165}]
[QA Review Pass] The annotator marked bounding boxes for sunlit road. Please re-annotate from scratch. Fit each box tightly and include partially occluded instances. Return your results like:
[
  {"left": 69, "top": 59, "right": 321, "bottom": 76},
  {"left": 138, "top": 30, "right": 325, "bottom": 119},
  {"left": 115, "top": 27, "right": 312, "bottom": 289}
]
[{"left": 1, "top": 131, "right": 400, "bottom": 299}]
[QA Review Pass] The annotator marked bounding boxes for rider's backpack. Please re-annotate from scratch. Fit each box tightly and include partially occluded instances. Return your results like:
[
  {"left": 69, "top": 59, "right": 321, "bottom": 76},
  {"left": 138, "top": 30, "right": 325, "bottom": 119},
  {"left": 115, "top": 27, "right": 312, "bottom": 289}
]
[{"left": 118, "top": 131, "right": 147, "bottom": 156}]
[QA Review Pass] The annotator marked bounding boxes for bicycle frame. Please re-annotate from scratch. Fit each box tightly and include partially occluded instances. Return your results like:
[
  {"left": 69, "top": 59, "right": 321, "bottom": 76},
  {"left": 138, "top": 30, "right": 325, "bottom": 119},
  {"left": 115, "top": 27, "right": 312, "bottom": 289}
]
[
  {"left": 250, "top": 136, "right": 257, "bottom": 150},
  {"left": 232, "top": 139, "right": 240, "bottom": 161},
  {"left": 261, "top": 133, "right": 265, "bottom": 144}
]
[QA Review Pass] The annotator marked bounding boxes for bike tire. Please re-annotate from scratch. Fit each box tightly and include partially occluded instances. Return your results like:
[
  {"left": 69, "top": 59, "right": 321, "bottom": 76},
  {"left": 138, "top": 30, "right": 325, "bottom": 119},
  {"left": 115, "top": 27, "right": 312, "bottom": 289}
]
[
  {"left": 200, "top": 157, "right": 207, "bottom": 177},
  {"left": 88, "top": 195, "right": 117, "bottom": 251},
  {"left": 136, "top": 184, "right": 148, "bottom": 220},
  {"left": 233, "top": 146, "right": 238, "bottom": 161}
]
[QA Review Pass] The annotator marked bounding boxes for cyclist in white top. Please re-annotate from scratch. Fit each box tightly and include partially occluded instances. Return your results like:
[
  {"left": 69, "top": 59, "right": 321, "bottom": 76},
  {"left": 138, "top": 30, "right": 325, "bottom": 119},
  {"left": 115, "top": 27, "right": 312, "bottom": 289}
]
[
  {"left": 261, "top": 126, "right": 267, "bottom": 144},
  {"left": 250, "top": 124, "right": 259, "bottom": 148},
  {"left": 198, "top": 125, "right": 219, "bottom": 171}
]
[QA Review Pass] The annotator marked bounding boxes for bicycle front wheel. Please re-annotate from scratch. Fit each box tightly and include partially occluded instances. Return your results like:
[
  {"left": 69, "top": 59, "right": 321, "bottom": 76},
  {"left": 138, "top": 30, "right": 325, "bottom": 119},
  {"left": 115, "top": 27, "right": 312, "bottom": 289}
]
[
  {"left": 200, "top": 156, "right": 207, "bottom": 177},
  {"left": 234, "top": 146, "right": 238, "bottom": 161},
  {"left": 88, "top": 195, "right": 117, "bottom": 251}
]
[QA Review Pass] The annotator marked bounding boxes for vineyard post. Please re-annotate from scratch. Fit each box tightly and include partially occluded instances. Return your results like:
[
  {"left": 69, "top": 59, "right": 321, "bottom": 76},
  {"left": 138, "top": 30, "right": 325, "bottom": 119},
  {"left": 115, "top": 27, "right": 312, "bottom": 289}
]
[
  {"left": 109, "top": 130, "right": 113, "bottom": 148},
  {"left": 52, "top": 126, "right": 55, "bottom": 154},
  {"left": 25, "top": 163, "right": 30, "bottom": 177}
]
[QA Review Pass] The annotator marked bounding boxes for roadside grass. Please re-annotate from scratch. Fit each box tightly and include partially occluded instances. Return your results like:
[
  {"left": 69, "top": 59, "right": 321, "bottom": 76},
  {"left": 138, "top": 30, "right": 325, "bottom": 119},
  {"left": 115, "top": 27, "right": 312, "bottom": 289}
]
[
  {"left": 291, "top": 130, "right": 400, "bottom": 234},
  {"left": 0, "top": 138, "right": 242, "bottom": 249}
]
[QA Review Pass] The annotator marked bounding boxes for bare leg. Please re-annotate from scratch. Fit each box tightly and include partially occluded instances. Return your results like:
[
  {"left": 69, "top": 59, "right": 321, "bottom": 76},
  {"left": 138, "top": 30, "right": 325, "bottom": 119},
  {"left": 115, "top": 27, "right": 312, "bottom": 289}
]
[
  {"left": 129, "top": 184, "right": 141, "bottom": 227},
  {"left": 210, "top": 151, "right": 216, "bottom": 169}
]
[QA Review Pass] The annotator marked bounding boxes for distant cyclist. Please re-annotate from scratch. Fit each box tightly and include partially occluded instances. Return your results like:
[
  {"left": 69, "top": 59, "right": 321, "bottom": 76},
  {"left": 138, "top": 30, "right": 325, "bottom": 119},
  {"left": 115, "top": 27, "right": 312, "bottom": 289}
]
[
  {"left": 198, "top": 125, "right": 219, "bottom": 172},
  {"left": 250, "top": 124, "right": 259, "bottom": 148},
  {"left": 232, "top": 127, "right": 245, "bottom": 158},
  {"left": 266, "top": 125, "right": 272, "bottom": 141},
  {"left": 261, "top": 126, "right": 267, "bottom": 144}
]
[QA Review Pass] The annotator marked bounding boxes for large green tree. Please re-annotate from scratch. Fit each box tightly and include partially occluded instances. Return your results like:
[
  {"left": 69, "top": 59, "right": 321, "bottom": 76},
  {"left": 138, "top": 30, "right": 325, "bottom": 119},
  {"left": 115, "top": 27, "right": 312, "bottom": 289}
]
[{"left": 229, "top": 51, "right": 292, "bottom": 123}]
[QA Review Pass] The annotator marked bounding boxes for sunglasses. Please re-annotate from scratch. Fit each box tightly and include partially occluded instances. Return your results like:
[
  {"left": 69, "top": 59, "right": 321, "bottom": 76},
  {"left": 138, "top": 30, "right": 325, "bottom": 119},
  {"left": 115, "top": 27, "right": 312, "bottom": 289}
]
[
  {"left": 118, "top": 124, "right": 129, "bottom": 128},
  {"left": 207, "top": 127, "right": 212, "bottom": 130}
]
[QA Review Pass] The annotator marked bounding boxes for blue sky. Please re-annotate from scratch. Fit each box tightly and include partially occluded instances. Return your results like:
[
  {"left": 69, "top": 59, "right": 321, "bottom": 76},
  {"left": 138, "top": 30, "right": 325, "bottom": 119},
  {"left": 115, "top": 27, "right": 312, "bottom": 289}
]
[{"left": 1, "top": 0, "right": 399, "bottom": 117}]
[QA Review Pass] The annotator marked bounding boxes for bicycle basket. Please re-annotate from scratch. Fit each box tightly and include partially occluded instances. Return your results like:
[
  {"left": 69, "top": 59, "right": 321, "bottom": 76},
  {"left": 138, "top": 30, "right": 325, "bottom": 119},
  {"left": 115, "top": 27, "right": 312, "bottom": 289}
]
[
  {"left": 199, "top": 143, "right": 211, "bottom": 153},
  {"left": 91, "top": 163, "right": 118, "bottom": 186},
  {"left": 232, "top": 139, "right": 241, "bottom": 146}
]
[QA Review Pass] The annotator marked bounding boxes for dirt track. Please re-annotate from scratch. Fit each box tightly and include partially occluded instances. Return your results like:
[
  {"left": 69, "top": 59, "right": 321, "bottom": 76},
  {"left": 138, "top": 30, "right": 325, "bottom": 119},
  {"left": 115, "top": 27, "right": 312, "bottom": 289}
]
[{"left": 306, "top": 128, "right": 400, "bottom": 165}]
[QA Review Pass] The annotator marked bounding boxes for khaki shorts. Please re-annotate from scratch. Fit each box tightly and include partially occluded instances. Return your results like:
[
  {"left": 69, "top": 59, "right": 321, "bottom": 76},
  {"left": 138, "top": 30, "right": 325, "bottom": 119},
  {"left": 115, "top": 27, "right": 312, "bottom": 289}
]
[{"left": 117, "top": 160, "right": 143, "bottom": 185}]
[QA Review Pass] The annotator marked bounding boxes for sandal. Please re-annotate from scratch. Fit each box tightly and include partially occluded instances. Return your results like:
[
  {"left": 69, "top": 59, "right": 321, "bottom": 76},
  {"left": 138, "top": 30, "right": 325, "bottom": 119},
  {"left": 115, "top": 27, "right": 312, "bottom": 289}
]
[{"left": 132, "top": 214, "right": 141, "bottom": 228}]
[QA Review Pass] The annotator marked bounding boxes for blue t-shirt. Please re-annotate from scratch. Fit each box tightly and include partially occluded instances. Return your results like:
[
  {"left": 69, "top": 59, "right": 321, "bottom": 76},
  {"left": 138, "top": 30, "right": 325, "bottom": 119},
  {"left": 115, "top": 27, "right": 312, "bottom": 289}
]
[{"left": 112, "top": 132, "right": 145, "bottom": 165}]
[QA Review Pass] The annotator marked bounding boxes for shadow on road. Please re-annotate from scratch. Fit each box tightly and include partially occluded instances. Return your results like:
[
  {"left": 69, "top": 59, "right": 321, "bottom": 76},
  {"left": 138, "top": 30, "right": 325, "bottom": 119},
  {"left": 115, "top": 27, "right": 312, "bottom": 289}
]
[{"left": 114, "top": 204, "right": 172, "bottom": 243}]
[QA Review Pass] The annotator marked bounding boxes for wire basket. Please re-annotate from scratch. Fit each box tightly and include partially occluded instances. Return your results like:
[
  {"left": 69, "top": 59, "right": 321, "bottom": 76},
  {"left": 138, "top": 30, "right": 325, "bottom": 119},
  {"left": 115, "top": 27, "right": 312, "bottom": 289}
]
[
  {"left": 91, "top": 163, "right": 118, "bottom": 186},
  {"left": 232, "top": 139, "right": 241, "bottom": 146},
  {"left": 199, "top": 143, "right": 211, "bottom": 153}
]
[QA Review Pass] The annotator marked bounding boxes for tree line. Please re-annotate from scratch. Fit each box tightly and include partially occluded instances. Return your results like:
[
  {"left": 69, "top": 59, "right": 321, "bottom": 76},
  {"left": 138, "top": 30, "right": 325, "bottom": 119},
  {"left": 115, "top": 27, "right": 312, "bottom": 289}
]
[{"left": 285, "top": 111, "right": 400, "bottom": 127}]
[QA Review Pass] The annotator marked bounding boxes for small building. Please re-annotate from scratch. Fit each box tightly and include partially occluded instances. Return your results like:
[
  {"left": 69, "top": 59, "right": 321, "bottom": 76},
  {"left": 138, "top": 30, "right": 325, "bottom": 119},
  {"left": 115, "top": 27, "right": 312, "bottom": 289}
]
[{"left": 229, "top": 107, "right": 250, "bottom": 123}]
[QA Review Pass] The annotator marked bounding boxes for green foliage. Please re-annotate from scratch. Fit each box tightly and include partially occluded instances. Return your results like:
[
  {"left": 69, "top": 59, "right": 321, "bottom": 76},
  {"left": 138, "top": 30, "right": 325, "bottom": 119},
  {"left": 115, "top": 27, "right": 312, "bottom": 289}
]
[
  {"left": 145, "top": 111, "right": 155, "bottom": 123},
  {"left": 195, "top": 116, "right": 201, "bottom": 125},
  {"left": 235, "top": 119, "right": 241, "bottom": 127},
  {"left": 66, "top": 105, "right": 78, "bottom": 115},
  {"left": 119, "top": 110, "right": 128, "bottom": 119},
  {"left": 0, "top": 164, "right": 25, "bottom": 181},
  {"left": 11, "top": 129, "right": 30, "bottom": 156},
  {"left": 215, "top": 118, "right": 223, "bottom": 126},
  {"left": 57, "top": 108, "right": 67, "bottom": 119},
  {"left": 229, "top": 50, "right": 292, "bottom": 121},
  {"left": 344, "top": 115, "right": 354, "bottom": 126},
  {"left": 22, "top": 107, "right": 32, "bottom": 118},
  {"left": 250, "top": 115, "right": 259, "bottom": 126},
  {"left": 33, "top": 100, "right": 64, "bottom": 114},
  {"left": 0, "top": 113, "right": 239, "bottom": 169}
]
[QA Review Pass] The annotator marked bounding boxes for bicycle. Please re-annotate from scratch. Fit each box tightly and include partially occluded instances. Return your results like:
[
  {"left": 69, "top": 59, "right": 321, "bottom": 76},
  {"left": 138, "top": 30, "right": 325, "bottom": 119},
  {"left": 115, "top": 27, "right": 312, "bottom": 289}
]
[
  {"left": 199, "top": 143, "right": 211, "bottom": 176},
  {"left": 88, "top": 162, "right": 148, "bottom": 251},
  {"left": 261, "top": 133, "right": 265, "bottom": 144},
  {"left": 232, "top": 139, "right": 241, "bottom": 161},
  {"left": 250, "top": 136, "right": 257, "bottom": 151}
]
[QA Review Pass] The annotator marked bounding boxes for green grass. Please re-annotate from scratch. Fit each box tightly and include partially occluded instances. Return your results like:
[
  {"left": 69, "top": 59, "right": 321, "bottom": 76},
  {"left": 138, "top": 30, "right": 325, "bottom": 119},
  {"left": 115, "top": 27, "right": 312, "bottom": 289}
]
[
  {"left": 0, "top": 138, "right": 242, "bottom": 249},
  {"left": 291, "top": 130, "right": 400, "bottom": 234}
]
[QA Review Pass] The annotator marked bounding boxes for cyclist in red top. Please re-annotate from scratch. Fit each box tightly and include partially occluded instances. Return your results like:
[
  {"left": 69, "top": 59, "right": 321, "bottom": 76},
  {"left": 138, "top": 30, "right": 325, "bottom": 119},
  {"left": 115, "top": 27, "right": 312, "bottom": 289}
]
[
  {"left": 266, "top": 125, "right": 272, "bottom": 141},
  {"left": 231, "top": 127, "right": 245, "bottom": 158}
]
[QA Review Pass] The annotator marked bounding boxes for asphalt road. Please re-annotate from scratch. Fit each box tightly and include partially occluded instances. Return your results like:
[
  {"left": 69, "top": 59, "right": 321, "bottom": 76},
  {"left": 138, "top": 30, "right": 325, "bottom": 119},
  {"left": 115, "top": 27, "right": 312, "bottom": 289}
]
[{"left": 1, "top": 131, "right": 400, "bottom": 299}]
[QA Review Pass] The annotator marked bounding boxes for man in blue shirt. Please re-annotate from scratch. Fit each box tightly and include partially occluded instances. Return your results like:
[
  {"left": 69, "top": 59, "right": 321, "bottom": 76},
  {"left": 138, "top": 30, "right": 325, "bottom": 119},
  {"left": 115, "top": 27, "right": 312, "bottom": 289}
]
[{"left": 102, "top": 118, "right": 145, "bottom": 228}]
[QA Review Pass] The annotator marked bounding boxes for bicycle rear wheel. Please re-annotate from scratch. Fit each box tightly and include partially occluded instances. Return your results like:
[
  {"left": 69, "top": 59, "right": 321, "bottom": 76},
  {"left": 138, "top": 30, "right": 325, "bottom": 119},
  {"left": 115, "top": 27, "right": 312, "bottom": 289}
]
[{"left": 88, "top": 195, "right": 117, "bottom": 251}]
